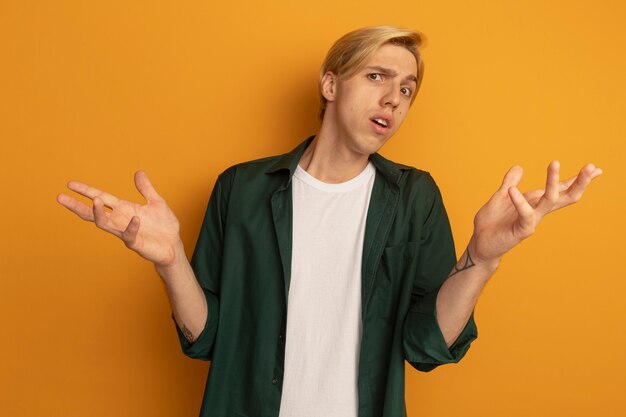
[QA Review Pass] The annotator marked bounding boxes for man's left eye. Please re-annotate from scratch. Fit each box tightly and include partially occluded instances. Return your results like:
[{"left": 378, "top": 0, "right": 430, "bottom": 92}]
[{"left": 400, "top": 87, "right": 412, "bottom": 97}]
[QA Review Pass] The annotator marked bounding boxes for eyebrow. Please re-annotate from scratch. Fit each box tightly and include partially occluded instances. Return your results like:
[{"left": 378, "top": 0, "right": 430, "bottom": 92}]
[{"left": 364, "top": 65, "right": 418, "bottom": 84}]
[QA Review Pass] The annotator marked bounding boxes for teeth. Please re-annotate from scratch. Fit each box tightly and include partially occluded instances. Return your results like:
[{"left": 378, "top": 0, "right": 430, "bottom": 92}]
[{"left": 374, "top": 118, "right": 388, "bottom": 127}]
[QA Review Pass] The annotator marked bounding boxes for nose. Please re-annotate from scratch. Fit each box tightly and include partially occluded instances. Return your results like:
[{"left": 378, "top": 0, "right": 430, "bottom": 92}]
[{"left": 381, "top": 84, "right": 400, "bottom": 110}]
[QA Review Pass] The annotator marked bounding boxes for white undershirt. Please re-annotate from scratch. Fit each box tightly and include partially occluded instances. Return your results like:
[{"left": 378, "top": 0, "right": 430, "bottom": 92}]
[{"left": 278, "top": 162, "right": 376, "bottom": 417}]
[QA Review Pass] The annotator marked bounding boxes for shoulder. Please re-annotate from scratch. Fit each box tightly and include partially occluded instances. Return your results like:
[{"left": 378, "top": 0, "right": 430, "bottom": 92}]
[
  {"left": 400, "top": 167, "right": 439, "bottom": 193},
  {"left": 372, "top": 154, "right": 448, "bottom": 225},
  {"left": 216, "top": 152, "right": 287, "bottom": 182},
  {"left": 372, "top": 152, "right": 441, "bottom": 196},
  {"left": 234, "top": 152, "right": 291, "bottom": 175},
  {"left": 211, "top": 151, "right": 296, "bottom": 206},
  {"left": 400, "top": 170, "right": 444, "bottom": 220}
]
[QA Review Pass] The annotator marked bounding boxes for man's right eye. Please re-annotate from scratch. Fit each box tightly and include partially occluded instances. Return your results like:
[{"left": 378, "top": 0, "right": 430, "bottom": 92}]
[{"left": 368, "top": 73, "right": 383, "bottom": 81}]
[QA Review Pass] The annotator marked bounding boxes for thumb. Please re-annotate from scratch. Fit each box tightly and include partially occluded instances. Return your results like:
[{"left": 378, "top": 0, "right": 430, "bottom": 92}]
[
  {"left": 134, "top": 171, "right": 162, "bottom": 203},
  {"left": 497, "top": 166, "right": 524, "bottom": 195}
]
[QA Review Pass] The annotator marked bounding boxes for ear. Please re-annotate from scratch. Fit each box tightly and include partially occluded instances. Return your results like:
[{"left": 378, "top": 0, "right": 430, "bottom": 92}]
[{"left": 320, "top": 71, "right": 338, "bottom": 102}]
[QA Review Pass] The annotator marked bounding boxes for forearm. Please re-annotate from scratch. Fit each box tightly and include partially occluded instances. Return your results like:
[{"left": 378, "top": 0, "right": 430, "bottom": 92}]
[
  {"left": 436, "top": 236, "right": 499, "bottom": 347},
  {"left": 155, "top": 241, "right": 208, "bottom": 343}
]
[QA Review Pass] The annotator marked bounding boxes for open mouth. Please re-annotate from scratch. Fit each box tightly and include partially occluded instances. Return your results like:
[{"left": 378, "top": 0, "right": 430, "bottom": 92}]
[{"left": 372, "top": 118, "right": 388, "bottom": 128}]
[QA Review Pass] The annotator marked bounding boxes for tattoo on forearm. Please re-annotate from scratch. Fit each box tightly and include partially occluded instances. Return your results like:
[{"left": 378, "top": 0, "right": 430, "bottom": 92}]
[
  {"left": 181, "top": 325, "right": 196, "bottom": 343},
  {"left": 448, "top": 248, "right": 476, "bottom": 277}
]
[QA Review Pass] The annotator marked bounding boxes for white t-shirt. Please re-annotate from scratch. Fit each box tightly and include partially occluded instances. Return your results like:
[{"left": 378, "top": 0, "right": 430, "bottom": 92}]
[{"left": 278, "top": 162, "right": 376, "bottom": 417}]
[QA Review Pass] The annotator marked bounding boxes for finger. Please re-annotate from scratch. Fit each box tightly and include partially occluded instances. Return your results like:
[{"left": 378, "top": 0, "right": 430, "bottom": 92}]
[
  {"left": 497, "top": 166, "right": 524, "bottom": 195},
  {"left": 524, "top": 175, "right": 576, "bottom": 202},
  {"left": 93, "top": 197, "right": 122, "bottom": 238},
  {"left": 509, "top": 186, "right": 535, "bottom": 236},
  {"left": 57, "top": 193, "right": 95, "bottom": 221},
  {"left": 122, "top": 216, "right": 140, "bottom": 248},
  {"left": 590, "top": 167, "right": 603, "bottom": 180},
  {"left": 558, "top": 176, "right": 577, "bottom": 192},
  {"left": 134, "top": 171, "right": 162, "bottom": 203},
  {"left": 524, "top": 171, "right": 589, "bottom": 208},
  {"left": 562, "top": 163, "right": 600, "bottom": 206},
  {"left": 536, "top": 160, "right": 560, "bottom": 215},
  {"left": 67, "top": 181, "right": 119, "bottom": 207}
]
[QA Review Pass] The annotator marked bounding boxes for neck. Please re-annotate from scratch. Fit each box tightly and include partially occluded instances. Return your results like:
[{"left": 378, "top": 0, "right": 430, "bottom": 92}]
[{"left": 299, "top": 117, "right": 370, "bottom": 184}]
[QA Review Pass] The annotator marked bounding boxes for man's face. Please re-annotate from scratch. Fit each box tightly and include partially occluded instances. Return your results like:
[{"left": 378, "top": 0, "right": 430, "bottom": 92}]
[{"left": 323, "top": 43, "right": 418, "bottom": 156}]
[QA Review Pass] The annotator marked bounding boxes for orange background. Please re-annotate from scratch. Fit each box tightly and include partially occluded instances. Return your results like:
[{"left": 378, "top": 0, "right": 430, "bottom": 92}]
[{"left": 1, "top": 1, "right": 625, "bottom": 416}]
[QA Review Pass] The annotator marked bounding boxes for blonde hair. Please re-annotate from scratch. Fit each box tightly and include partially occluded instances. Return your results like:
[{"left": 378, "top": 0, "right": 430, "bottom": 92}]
[{"left": 318, "top": 25, "right": 425, "bottom": 120}]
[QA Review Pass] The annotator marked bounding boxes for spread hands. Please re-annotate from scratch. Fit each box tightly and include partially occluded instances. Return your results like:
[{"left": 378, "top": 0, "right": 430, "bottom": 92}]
[
  {"left": 469, "top": 161, "right": 603, "bottom": 267},
  {"left": 57, "top": 171, "right": 183, "bottom": 267}
]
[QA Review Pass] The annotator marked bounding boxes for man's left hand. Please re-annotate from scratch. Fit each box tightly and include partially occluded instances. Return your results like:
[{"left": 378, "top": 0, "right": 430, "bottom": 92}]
[{"left": 469, "top": 161, "right": 603, "bottom": 267}]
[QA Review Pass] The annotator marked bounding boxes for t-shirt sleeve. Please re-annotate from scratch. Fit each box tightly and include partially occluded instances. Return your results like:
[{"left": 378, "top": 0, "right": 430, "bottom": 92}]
[
  {"left": 174, "top": 167, "right": 235, "bottom": 360},
  {"left": 403, "top": 176, "right": 478, "bottom": 372}
]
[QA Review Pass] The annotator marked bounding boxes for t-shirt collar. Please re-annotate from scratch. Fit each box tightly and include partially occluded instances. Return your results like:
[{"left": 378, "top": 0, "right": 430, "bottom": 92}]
[{"left": 266, "top": 135, "right": 411, "bottom": 186}]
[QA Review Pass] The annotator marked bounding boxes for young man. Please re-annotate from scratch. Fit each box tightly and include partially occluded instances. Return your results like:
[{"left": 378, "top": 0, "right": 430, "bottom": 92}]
[{"left": 57, "top": 26, "right": 601, "bottom": 417}]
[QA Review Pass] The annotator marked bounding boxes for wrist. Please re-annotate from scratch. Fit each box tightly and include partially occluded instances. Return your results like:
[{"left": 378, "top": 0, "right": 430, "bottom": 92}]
[
  {"left": 468, "top": 234, "right": 501, "bottom": 273},
  {"left": 155, "top": 240, "right": 188, "bottom": 276}
]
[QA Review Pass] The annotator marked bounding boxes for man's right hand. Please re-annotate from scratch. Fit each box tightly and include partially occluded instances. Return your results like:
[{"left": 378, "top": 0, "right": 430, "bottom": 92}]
[{"left": 57, "top": 171, "right": 183, "bottom": 267}]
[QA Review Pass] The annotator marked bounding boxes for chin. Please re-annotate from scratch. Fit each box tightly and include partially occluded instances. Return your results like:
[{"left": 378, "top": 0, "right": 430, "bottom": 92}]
[{"left": 362, "top": 135, "right": 390, "bottom": 155}]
